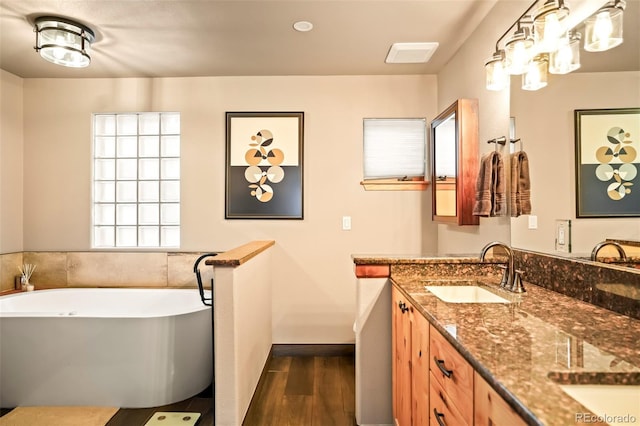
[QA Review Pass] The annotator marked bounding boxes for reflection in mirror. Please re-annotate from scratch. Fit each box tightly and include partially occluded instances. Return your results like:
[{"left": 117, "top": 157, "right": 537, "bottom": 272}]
[
  {"left": 434, "top": 113, "right": 456, "bottom": 217},
  {"left": 509, "top": 0, "right": 640, "bottom": 270}
]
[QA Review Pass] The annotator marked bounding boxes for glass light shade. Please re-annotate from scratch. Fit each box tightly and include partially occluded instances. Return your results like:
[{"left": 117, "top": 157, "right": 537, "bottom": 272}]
[
  {"left": 533, "top": 1, "right": 570, "bottom": 52},
  {"left": 34, "top": 17, "right": 95, "bottom": 68},
  {"left": 485, "top": 51, "right": 509, "bottom": 91},
  {"left": 505, "top": 29, "right": 534, "bottom": 75},
  {"left": 549, "top": 33, "right": 581, "bottom": 74},
  {"left": 584, "top": 1, "right": 625, "bottom": 52},
  {"left": 522, "top": 55, "right": 549, "bottom": 91}
]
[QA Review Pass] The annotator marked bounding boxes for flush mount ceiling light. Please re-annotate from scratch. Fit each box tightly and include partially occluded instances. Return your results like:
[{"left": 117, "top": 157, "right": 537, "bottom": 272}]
[
  {"left": 385, "top": 42, "right": 439, "bottom": 64},
  {"left": 34, "top": 16, "right": 95, "bottom": 68},
  {"left": 484, "top": 0, "right": 628, "bottom": 92}
]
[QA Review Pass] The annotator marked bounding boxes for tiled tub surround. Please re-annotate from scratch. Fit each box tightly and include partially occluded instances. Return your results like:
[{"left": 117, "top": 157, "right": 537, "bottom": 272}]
[
  {"left": 390, "top": 264, "right": 640, "bottom": 426},
  {"left": 0, "top": 251, "right": 217, "bottom": 293}
]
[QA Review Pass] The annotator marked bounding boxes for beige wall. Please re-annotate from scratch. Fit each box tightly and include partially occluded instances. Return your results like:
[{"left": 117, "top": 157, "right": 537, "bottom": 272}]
[
  {"left": 13, "top": 74, "right": 438, "bottom": 343},
  {"left": 0, "top": 70, "right": 24, "bottom": 254},
  {"left": 434, "top": 1, "right": 518, "bottom": 255},
  {"left": 511, "top": 71, "right": 640, "bottom": 255}
]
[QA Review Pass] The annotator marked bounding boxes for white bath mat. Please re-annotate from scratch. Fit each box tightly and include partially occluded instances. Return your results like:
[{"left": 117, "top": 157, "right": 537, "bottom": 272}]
[{"left": 144, "top": 412, "right": 201, "bottom": 426}]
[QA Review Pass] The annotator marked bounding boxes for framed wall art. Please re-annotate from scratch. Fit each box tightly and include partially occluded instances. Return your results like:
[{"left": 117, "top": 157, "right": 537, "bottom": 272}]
[
  {"left": 225, "top": 112, "right": 304, "bottom": 219},
  {"left": 575, "top": 108, "right": 639, "bottom": 218}
]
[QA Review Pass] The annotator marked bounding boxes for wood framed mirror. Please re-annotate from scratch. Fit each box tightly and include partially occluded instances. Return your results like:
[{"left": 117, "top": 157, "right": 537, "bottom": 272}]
[{"left": 430, "top": 98, "right": 479, "bottom": 225}]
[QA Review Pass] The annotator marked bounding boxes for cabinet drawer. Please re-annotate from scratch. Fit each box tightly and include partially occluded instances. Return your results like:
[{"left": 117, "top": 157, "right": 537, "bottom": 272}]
[
  {"left": 474, "top": 372, "right": 526, "bottom": 426},
  {"left": 429, "top": 371, "right": 470, "bottom": 426},
  {"left": 429, "top": 325, "right": 473, "bottom": 409}
]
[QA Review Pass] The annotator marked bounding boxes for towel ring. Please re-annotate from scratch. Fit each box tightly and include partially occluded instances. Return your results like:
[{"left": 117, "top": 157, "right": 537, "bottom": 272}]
[
  {"left": 487, "top": 136, "right": 507, "bottom": 151},
  {"left": 510, "top": 138, "right": 523, "bottom": 151}
]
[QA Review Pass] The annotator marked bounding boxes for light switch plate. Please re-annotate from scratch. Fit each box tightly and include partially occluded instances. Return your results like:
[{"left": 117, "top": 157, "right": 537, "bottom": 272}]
[
  {"left": 342, "top": 216, "right": 351, "bottom": 231},
  {"left": 528, "top": 215, "right": 538, "bottom": 229}
]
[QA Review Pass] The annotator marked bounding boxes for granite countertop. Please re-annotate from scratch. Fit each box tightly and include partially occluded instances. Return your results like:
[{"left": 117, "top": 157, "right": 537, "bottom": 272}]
[{"left": 391, "top": 271, "right": 640, "bottom": 426}]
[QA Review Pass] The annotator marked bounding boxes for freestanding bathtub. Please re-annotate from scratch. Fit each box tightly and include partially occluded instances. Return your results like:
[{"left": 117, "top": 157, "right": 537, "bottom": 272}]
[{"left": 0, "top": 288, "right": 212, "bottom": 408}]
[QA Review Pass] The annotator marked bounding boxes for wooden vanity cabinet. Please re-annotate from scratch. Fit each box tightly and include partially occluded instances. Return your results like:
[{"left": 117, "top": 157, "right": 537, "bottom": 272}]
[
  {"left": 474, "top": 372, "right": 527, "bottom": 426},
  {"left": 392, "top": 286, "right": 430, "bottom": 426},
  {"left": 393, "top": 290, "right": 529, "bottom": 426},
  {"left": 392, "top": 286, "right": 412, "bottom": 426},
  {"left": 429, "top": 324, "right": 474, "bottom": 425},
  {"left": 411, "top": 308, "right": 430, "bottom": 425}
]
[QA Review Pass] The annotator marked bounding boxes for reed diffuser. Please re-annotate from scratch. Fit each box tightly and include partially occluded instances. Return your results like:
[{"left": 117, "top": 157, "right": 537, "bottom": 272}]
[{"left": 19, "top": 263, "right": 37, "bottom": 291}]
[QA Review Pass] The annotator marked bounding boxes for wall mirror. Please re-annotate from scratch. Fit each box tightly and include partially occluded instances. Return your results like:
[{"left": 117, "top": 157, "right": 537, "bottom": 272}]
[
  {"left": 430, "top": 98, "right": 479, "bottom": 226},
  {"left": 509, "top": 1, "right": 640, "bottom": 270}
]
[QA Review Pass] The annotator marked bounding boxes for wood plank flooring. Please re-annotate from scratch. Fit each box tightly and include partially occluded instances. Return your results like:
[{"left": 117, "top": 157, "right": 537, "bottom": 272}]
[
  {"left": 243, "top": 354, "right": 356, "bottom": 426},
  {"left": 0, "top": 353, "right": 355, "bottom": 426}
]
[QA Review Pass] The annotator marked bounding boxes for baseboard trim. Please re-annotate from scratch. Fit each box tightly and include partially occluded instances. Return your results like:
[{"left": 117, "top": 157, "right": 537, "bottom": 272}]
[{"left": 271, "top": 343, "right": 355, "bottom": 357}]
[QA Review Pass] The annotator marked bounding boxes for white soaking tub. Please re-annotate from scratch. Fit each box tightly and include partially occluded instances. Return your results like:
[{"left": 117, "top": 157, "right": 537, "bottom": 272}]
[{"left": 0, "top": 288, "right": 212, "bottom": 408}]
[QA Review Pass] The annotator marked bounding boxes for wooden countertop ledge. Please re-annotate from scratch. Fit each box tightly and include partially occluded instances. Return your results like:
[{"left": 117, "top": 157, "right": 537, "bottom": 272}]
[{"left": 205, "top": 240, "right": 275, "bottom": 267}]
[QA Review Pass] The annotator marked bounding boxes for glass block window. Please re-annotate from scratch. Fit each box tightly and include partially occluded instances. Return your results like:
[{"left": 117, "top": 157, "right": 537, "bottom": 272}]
[{"left": 92, "top": 112, "right": 180, "bottom": 248}]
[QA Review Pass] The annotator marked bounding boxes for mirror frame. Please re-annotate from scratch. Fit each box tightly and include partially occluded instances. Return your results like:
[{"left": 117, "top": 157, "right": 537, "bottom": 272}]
[{"left": 430, "top": 98, "right": 479, "bottom": 225}]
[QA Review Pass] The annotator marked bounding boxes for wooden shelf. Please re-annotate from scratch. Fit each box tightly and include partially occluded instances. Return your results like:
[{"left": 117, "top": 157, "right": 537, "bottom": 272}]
[{"left": 360, "top": 178, "right": 429, "bottom": 191}]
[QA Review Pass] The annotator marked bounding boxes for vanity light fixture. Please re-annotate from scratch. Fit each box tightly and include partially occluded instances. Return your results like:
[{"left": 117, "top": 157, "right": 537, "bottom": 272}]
[
  {"left": 549, "top": 31, "right": 581, "bottom": 74},
  {"left": 522, "top": 54, "right": 549, "bottom": 90},
  {"left": 34, "top": 16, "right": 95, "bottom": 68},
  {"left": 533, "top": 0, "right": 570, "bottom": 52},
  {"left": 484, "top": 0, "right": 627, "bottom": 92},
  {"left": 504, "top": 26, "right": 535, "bottom": 75},
  {"left": 583, "top": 0, "right": 626, "bottom": 52}
]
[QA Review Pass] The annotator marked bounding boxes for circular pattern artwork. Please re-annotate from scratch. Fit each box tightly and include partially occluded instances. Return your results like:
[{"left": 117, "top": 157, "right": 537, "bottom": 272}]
[
  {"left": 594, "top": 126, "right": 636, "bottom": 201},
  {"left": 244, "top": 129, "right": 285, "bottom": 202}
]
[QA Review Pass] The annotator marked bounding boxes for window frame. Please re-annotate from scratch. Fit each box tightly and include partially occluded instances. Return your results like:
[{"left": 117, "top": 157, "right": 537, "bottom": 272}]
[{"left": 91, "top": 112, "right": 181, "bottom": 249}]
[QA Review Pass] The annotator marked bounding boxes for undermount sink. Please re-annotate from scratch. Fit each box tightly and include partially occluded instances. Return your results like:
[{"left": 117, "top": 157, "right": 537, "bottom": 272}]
[
  {"left": 424, "top": 285, "right": 510, "bottom": 304},
  {"left": 559, "top": 385, "right": 640, "bottom": 425}
]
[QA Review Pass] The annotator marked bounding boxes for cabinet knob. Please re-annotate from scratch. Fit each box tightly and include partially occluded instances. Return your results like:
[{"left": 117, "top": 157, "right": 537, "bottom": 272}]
[{"left": 399, "top": 302, "right": 409, "bottom": 313}]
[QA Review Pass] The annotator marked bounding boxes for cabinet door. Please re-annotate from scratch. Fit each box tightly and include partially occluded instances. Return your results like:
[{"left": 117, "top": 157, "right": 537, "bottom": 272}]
[
  {"left": 429, "top": 324, "right": 474, "bottom": 425},
  {"left": 392, "top": 286, "right": 412, "bottom": 426},
  {"left": 474, "top": 372, "right": 527, "bottom": 426},
  {"left": 411, "top": 310, "right": 429, "bottom": 426}
]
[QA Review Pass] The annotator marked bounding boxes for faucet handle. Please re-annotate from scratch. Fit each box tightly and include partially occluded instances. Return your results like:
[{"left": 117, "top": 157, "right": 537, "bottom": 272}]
[
  {"left": 497, "top": 264, "right": 509, "bottom": 288},
  {"left": 511, "top": 269, "right": 526, "bottom": 293}
]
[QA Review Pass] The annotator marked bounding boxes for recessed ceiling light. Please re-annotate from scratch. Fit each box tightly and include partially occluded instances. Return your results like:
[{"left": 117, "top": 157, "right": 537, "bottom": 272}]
[
  {"left": 385, "top": 42, "right": 439, "bottom": 64},
  {"left": 293, "top": 21, "right": 313, "bottom": 32}
]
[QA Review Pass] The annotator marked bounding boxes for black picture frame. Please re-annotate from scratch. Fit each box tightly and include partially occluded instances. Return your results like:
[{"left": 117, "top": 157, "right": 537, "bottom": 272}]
[
  {"left": 575, "top": 107, "right": 640, "bottom": 218},
  {"left": 225, "top": 112, "right": 304, "bottom": 219}
]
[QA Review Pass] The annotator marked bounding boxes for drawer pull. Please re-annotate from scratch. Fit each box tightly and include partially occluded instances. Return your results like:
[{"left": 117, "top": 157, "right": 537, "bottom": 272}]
[
  {"left": 434, "top": 357, "right": 453, "bottom": 378},
  {"left": 433, "top": 408, "right": 446, "bottom": 426},
  {"left": 399, "top": 302, "right": 409, "bottom": 313}
]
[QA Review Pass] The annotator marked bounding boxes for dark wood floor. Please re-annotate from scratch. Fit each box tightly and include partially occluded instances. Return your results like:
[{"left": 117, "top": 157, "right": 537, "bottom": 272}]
[
  {"left": 0, "top": 352, "right": 355, "bottom": 426},
  {"left": 243, "top": 354, "right": 356, "bottom": 426}
]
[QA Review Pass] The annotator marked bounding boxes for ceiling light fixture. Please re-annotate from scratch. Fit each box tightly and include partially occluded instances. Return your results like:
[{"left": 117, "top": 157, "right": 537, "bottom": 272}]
[
  {"left": 34, "top": 16, "right": 95, "bottom": 68},
  {"left": 484, "top": 0, "right": 627, "bottom": 92}
]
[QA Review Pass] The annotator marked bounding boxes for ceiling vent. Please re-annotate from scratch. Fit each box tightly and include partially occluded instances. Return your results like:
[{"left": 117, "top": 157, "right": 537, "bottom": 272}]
[{"left": 385, "top": 42, "right": 439, "bottom": 64}]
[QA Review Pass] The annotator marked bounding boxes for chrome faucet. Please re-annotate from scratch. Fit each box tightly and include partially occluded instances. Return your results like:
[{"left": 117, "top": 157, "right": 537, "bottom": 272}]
[
  {"left": 480, "top": 241, "right": 525, "bottom": 293},
  {"left": 590, "top": 241, "right": 627, "bottom": 262}
]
